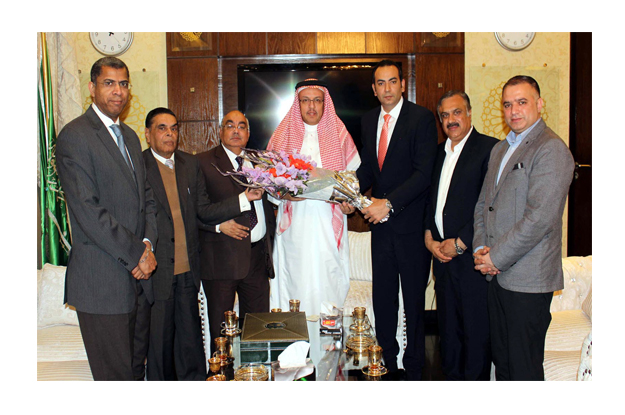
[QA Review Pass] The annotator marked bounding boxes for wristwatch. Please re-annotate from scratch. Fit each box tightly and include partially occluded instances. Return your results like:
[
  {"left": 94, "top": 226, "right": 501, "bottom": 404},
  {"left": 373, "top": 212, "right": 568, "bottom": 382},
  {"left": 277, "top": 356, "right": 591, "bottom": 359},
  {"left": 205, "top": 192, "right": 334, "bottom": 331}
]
[
  {"left": 385, "top": 199, "right": 393, "bottom": 212},
  {"left": 454, "top": 238, "right": 465, "bottom": 255}
]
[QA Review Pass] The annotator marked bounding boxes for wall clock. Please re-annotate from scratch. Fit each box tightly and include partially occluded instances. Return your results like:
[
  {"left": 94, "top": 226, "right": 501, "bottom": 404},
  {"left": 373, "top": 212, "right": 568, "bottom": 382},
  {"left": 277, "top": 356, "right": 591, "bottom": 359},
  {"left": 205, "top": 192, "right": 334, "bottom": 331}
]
[
  {"left": 90, "top": 32, "right": 134, "bottom": 56},
  {"left": 495, "top": 32, "right": 535, "bottom": 51}
]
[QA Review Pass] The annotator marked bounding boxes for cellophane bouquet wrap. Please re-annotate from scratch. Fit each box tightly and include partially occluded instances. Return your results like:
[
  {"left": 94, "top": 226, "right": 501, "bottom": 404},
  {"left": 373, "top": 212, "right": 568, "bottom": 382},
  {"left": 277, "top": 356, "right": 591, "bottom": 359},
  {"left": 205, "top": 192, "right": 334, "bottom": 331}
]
[{"left": 215, "top": 148, "right": 388, "bottom": 222}]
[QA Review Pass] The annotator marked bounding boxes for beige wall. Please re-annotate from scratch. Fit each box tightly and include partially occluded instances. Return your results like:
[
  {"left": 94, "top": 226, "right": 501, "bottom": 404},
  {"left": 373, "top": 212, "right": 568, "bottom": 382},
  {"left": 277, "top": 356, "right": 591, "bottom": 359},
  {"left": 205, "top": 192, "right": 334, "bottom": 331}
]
[
  {"left": 465, "top": 32, "right": 571, "bottom": 144},
  {"left": 75, "top": 32, "right": 168, "bottom": 149},
  {"left": 465, "top": 32, "right": 571, "bottom": 255}
]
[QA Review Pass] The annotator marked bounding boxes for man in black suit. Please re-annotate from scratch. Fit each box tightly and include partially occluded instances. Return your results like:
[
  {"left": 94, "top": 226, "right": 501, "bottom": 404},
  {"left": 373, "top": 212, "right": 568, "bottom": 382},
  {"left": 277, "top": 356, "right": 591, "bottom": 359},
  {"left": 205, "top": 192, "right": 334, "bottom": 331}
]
[
  {"left": 197, "top": 110, "right": 276, "bottom": 347},
  {"left": 424, "top": 91, "right": 498, "bottom": 380},
  {"left": 56, "top": 57, "right": 158, "bottom": 380},
  {"left": 141, "top": 108, "right": 256, "bottom": 380},
  {"left": 355, "top": 60, "right": 438, "bottom": 380}
]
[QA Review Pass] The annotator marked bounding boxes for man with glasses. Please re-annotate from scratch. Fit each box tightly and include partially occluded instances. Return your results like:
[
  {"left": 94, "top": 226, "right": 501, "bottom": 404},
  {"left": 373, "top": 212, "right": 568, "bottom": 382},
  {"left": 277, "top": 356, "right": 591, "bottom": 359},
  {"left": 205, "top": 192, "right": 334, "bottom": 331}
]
[
  {"left": 56, "top": 57, "right": 158, "bottom": 380},
  {"left": 267, "top": 79, "right": 360, "bottom": 319},
  {"left": 197, "top": 110, "right": 276, "bottom": 347}
]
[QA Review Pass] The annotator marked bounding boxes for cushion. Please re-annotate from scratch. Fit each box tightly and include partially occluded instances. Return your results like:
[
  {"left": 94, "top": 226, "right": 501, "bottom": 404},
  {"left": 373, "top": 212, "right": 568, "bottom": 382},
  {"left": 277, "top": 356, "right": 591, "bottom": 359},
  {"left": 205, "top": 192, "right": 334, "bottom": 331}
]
[
  {"left": 37, "top": 325, "right": 87, "bottom": 362},
  {"left": 344, "top": 280, "right": 374, "bottom": 324},
  {"left": 37, "top": 360, "right": 93, "bottom": 381},
  {"left": 348, "top": 231, "right": 372, "bottom": 282},
  {"left": 545, "top": 310, "right": 591, "bottom": 352},
  {"left": 37, "top": 264, "right": 78, "bottom": 328},
  {"left": 544, "top": 350, "right": 580, "bottom": 381}
]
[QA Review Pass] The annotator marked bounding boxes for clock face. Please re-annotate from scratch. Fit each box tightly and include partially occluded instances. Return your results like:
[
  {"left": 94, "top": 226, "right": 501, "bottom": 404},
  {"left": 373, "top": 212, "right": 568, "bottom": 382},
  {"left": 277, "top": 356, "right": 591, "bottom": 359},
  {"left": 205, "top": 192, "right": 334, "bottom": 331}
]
[
  {"left": 90, "top": 32, "right": 134, "bottom": 56},
  {"left": 495, "top": 32, "right": 535, "bottom": 51}
]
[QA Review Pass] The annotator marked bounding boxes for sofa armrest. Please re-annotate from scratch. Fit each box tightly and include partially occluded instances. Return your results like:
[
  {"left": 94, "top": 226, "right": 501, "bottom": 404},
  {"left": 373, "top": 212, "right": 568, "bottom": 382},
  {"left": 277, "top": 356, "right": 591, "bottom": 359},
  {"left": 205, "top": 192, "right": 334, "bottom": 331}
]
[{"left": 550, "top": 256, "right": 592, "bottom": 313}]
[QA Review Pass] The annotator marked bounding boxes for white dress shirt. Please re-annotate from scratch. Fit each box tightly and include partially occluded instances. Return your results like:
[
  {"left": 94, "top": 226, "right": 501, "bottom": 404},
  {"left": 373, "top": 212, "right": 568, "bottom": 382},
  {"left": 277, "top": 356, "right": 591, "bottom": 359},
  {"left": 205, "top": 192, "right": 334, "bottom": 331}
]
[
  {"left": 376, "top": 97, "right": 404, "bottom": 158},
  {"left": 220, "top": 145, "right": 266, "bottom": 243},
  {"left": 91, "top": 103, "right": 134, "bottom": 170},
  {"left": 435, "top": 127, "right": 472, "bottom": 238}
]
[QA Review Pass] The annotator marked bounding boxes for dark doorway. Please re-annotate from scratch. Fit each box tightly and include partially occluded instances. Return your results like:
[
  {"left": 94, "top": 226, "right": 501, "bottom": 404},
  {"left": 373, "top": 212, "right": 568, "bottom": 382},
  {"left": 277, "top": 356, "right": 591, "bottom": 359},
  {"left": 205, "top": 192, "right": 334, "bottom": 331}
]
[{"left": 567, "top": 32, "right": 592, "bottom": 256}]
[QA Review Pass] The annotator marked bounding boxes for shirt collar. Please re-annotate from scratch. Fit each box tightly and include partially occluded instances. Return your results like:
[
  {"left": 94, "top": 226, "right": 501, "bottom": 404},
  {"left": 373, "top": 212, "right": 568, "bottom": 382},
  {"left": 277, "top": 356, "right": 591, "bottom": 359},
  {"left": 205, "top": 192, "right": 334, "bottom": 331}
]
[
  {"left": 150, "top": 148, "right": 175, "bottom": 165},
  {"left": 91, "top": 103, "right": 117, "bottom": 127},
  {"left": 444, "top": 126, "right": 473, "bottom": 155},
  {"left": 381, "top": 96, "right": 404, "bottom": 120},
  {"left": 222, "top": 144, "right": 243, "bottom": 165},
  {"left": 304, "top": 123, "right": 318, "bottom": 133},
  {"left": 506, "top": 118, "right": 541, "bottom": 147}
]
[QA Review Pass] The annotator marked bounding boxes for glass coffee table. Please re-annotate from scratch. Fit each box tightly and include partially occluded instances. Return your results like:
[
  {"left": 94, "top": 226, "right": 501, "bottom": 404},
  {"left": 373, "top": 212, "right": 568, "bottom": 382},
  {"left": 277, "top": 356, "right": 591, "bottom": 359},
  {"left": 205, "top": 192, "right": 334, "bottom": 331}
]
[{"left": 213, "top": 314, "right": 389, "bottom": 381}]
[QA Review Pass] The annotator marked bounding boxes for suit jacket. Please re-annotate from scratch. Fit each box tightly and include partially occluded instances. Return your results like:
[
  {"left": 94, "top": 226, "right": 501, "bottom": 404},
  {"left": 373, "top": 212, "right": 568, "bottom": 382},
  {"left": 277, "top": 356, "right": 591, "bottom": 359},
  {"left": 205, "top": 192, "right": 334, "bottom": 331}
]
[
  {"left": 473, "top": 119, "right": 575, "bottom": 293},
  {"left": 426, "top": 128, "right": 498, "bottom": 278},
  {"left": 196, "top": 145, "right": 276, "bottom": 281},
  {"left": 56, "top": 106, "right": 158, "bottom": 314},
  {"left": 143, "top": 149, "right": 240, "bottom": 300},
  {"left": 356, "top": 100, "right": 438, "bottom": 234}
]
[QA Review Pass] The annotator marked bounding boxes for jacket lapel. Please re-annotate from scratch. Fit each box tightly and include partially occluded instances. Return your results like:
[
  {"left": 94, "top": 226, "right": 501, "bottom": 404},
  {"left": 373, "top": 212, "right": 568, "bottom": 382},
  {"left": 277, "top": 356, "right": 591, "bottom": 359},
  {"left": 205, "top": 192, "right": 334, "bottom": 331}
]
[
  {"left": 174, "top": 151, "right": 189, "bottom": 217},
  {"left": 381, "top": 103, "right": 408, "bottom": 172},
  {"left": 494, "top": 119, "right": 546, "bottom": 197},
  {"left": 87, "top": 108, "right": 139, "bottom": 195},
  {"left": 144, "top": 150, "right": 172, "bottom": 218}
]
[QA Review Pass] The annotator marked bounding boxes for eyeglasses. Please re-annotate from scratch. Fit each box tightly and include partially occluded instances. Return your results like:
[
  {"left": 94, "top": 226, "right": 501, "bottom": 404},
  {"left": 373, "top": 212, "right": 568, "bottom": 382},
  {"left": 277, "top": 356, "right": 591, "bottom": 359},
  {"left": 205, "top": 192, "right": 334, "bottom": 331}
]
[
  {"left": 223, "top": 123, "right": 248, "bottom": 131},
  {"left": 299, "top": 98, "right": 324, "bottom": 106},
  {"left": 97, "top": 80, "right": 131, "bottom": 90}
]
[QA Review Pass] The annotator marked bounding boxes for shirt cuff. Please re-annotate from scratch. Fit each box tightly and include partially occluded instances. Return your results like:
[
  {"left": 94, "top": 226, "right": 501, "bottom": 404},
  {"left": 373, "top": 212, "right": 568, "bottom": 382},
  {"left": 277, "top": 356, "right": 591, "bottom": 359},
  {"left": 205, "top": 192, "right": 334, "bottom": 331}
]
[
  {"left": 142, "top": 238, "right": 153, "bottom": 251},
  {"left": 239, "top": 192, "right": 251, "bottom": 212},
  {"left": 473, "top": 245, "right": 484, "bottom": 254}
]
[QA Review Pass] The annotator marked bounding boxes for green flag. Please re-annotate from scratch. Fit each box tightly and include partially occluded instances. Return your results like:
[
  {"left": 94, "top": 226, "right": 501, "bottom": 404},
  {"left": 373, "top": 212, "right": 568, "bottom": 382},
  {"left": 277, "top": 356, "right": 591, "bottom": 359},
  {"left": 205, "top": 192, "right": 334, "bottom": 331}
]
[{"left": 38, "top": 33, "right": 70, "bottom": 265}]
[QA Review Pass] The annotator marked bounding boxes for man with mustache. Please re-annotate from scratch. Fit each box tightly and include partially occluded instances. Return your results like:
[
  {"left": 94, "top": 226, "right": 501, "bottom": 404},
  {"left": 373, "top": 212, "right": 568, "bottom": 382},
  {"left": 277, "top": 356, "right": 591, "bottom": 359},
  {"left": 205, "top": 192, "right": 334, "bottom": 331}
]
[
  {"left": 424, "top": 91, "right": 497, "bottom": 380},
  {"left": 267, "top": 79, "right": 360, "bottom": 319},
  {"left": 141, "top": 107, "right": 251, "bottom": 379},
  {"left": 197, "top": 111, "right": 276, "bottom": 348}
]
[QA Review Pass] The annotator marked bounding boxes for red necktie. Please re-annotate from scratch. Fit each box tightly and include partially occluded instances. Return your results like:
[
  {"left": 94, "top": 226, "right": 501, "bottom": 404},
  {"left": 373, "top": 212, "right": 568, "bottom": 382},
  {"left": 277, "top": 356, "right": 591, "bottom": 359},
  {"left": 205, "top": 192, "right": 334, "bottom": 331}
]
[{"left": 378, "top": 114, "right": 391, "bottom": 170}]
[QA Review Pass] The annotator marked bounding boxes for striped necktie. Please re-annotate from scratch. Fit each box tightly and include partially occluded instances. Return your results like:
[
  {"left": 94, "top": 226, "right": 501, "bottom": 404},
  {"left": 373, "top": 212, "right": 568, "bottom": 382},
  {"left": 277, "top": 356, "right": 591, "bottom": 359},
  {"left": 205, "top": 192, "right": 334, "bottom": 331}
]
[{"left": 110, "top": 124, "right": 134, "bottom": 174}]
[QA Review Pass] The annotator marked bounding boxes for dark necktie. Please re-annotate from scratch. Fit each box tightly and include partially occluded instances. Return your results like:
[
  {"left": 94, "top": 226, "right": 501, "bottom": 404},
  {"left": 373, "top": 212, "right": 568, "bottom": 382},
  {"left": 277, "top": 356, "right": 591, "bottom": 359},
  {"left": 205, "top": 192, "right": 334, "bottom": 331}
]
[
  {"left": 110, "top": 124, "right": 136, "bottom": 183},
  {"left": 236, "top": 156, "right": 258, "bottom": 230}
]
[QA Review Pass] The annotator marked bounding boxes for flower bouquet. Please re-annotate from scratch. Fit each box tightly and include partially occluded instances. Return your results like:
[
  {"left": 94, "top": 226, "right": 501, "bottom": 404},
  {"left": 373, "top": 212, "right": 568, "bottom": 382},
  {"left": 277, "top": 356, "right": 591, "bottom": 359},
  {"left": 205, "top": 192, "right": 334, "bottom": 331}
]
[{"left": 214, "top": 148, "right": 388, "bottom": 222}]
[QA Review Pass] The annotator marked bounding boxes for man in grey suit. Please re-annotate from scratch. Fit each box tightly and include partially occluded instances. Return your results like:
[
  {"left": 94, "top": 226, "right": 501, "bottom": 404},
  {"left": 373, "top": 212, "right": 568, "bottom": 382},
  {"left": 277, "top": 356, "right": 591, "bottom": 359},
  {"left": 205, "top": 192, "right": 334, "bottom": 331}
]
[
  {"left": 56, "top": 57, "right": 158, "bottom": 380},
  {"left": 473, "top": 75, "right": 575, "bottom": 380}
]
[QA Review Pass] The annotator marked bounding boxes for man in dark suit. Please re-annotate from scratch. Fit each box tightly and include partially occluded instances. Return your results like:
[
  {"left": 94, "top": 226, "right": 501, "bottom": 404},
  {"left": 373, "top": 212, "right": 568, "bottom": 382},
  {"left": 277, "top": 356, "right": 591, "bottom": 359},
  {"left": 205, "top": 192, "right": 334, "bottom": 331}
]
[
  {"left": 141, "top": 108, "right": 257, "bottom": 380},
  {"left": 197, "top": 110, "right": 276, "bottom": 346},
  {"left": 355, "top": 60, "right": 438, "bottom": 380},
  {"left": 424, "top": 91, "right": 498, "bottom": 380},
  {"left": 473, "top": 76, "right": 575, "bottom": 380},
  {"left": 56, "top": 57, "right": 158, "bottom": 380}
]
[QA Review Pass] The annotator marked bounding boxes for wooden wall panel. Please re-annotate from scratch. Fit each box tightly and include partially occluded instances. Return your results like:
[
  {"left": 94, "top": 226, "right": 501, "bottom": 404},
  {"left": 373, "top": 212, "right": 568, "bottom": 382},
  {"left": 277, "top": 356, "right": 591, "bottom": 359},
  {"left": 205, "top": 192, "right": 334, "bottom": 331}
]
[
  {"left": 166, "top": 32, "right": 218, "bottom": 57},
  {"left": 167, "top": 58, "right": 218, "bottom": 122},
  {"left": 317, "top": 32, "right": 366, "bottom": 54},
  {"left": 415, "top": 32, "right": 464, "bottom": 54},
  {"left": 415, "top": 53, "right": 465, "bottom": 143},
  {"left": 366, "top": 33, "right": 414, "bottom": 54},
  {"left": 267, "top": 32, "right": 316, "bottom": 55},
  {"left": 219, "top": 32, "right": 267, "bottom": 56},
  {"left": 177, "top": 121, "right": 220, "bottom": 155}
]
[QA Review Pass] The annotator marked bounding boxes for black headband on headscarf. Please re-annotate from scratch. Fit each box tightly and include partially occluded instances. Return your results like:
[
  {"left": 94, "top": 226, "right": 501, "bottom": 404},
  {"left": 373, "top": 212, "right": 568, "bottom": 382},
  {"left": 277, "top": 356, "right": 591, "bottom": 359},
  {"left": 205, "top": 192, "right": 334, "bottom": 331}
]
[{"left": 295, "top": 79, "right": 328, "bottom": 90}]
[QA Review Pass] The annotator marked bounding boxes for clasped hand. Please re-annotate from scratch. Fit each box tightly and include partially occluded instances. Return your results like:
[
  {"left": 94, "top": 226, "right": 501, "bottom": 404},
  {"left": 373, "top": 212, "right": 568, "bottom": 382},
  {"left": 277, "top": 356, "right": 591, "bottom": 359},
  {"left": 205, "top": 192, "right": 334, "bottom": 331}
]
[
  {"left": 131, "top": 241, "right": 157, "bottom": 280},
  {"left": 473, "top": 246, "right": 500, "bottom": 276},
  {"left": 361, "top": 197, "right": 389, "bottom": 224}
]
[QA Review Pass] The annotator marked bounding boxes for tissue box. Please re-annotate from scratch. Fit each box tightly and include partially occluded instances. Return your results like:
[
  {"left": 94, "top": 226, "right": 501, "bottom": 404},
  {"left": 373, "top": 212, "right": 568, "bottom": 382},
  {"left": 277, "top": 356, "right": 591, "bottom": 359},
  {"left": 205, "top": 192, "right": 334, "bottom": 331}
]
[{"left": 239, "top": 312, "right": 309, "bottom": 364}]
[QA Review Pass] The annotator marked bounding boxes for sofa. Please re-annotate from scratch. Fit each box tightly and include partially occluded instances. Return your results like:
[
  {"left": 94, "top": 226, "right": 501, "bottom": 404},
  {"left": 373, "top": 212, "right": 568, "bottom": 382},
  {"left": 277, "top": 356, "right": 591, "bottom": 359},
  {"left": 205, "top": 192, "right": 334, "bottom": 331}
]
[
  {"left": 36, "top": 232, "right": 592, "bottom": 381},
  {"left": 37, "top": 264, "right": 92, "bottom": 381},
  {"left": 544, "top": 255, "right": 593, "bottom": 381}
]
